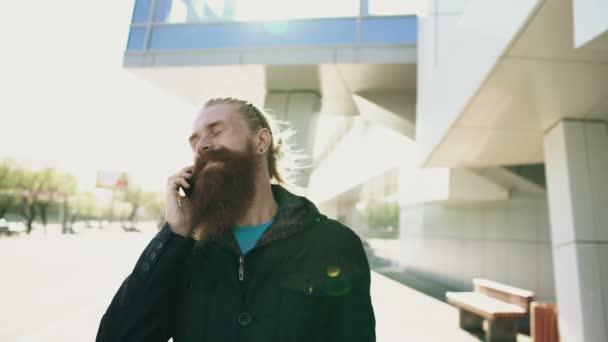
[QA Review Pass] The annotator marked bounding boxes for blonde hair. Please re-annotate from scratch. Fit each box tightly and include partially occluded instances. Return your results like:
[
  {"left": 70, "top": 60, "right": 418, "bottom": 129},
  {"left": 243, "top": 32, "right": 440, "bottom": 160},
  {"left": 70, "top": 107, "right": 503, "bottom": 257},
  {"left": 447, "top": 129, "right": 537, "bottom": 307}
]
[{"left": 202, "top": 97, "right": 306, "bottom": 191}]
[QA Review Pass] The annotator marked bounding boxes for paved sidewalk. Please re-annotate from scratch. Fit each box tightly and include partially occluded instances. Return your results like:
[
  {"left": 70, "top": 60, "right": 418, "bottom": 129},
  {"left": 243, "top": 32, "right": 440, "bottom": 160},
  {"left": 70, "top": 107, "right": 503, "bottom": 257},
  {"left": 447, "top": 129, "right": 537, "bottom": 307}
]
[
  {"left": 371, "top": 270, "right": 482, "bottom": 342},
  {"left": 1, "top": 226, "right": 530, "bottom": 341},
  {"left": 367, "top": 240, "right": 532, "bottom": 342}
]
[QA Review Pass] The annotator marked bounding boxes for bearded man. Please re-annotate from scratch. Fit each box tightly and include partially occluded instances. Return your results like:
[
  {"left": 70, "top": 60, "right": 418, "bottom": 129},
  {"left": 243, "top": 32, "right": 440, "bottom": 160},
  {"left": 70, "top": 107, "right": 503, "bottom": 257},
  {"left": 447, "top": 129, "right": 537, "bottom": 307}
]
[{"left": 96, "top": 98, "right": 376, "bottom": 342}]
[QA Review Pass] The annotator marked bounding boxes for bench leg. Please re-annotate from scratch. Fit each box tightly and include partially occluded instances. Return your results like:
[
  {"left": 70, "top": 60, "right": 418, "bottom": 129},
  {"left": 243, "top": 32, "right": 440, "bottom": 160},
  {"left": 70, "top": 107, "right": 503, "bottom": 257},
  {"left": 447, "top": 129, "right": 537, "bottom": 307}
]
[
  {"left": 486, "top": 318, "right": 518, "bottom": 342},
  {"left": 459, "top": 308, "right": 483, "bottom": 332}
]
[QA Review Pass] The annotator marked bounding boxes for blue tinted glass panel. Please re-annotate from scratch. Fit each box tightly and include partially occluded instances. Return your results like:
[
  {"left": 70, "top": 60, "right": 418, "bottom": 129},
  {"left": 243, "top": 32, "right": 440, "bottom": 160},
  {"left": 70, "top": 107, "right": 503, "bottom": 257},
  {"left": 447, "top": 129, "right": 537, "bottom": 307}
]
[
  {"left": 360, "top": 16, "right": 417, "bottom": 44},
  {"left": 132, "top": 0, "right": 151, "bottom": 23},
  {"left": 149, "top": 18, "right": 357, "bottom": 49},
  {"left": 154, "top": 0, "right": 173, "bottom": 23},
  {"left": 127, "top": 28, "right": 147, "bottom": 50},
  {"left": 152, "top": 0, "right": 358, "bottom": 23}
]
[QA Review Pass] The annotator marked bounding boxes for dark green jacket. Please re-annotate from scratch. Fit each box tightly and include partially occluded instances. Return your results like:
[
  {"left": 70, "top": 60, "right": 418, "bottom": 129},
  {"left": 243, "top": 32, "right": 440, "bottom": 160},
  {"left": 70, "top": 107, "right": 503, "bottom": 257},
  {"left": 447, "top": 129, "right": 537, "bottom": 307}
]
[{"left": 96, "top": 185, "right": 375, "bottom": 342}]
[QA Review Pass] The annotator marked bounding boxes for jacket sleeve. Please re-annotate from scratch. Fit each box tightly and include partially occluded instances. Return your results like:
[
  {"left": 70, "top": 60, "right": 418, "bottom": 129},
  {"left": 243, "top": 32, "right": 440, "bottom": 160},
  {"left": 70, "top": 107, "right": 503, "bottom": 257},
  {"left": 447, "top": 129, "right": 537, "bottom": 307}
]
[
  {"left": 96, "top": 223, "right": 195, "bottom": 342},
  {"left": 327, "top": 233, "right": 376, "bottom": 342}
]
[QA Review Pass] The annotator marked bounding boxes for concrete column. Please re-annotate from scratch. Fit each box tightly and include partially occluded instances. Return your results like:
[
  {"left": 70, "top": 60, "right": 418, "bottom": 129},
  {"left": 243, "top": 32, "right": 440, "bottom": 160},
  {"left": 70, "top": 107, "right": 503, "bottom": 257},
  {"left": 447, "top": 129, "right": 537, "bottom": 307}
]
[
  {"left": 543, "top": 120, "right": 608, "bottom": 342},
  {"left": 264, "top": 91, "right": 320, "bottom": 188}
]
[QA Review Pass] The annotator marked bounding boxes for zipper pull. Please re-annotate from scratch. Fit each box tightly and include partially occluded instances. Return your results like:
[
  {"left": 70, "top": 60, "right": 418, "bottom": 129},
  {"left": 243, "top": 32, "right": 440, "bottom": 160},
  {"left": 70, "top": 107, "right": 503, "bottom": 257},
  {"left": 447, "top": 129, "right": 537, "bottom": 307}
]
[{"left": 239, "top": 256, "right": 245, "bottom": 282}]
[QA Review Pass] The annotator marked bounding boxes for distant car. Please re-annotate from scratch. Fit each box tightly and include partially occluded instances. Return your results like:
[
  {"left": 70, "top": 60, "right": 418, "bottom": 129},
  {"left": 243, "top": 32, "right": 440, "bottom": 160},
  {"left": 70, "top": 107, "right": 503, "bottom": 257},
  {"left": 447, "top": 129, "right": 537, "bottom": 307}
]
[
  {"left": 0, "top": 218, "right": 21, "bottom": 236},
  {"left": 9, "top": 221, "right": 25, "bottom": 233}
]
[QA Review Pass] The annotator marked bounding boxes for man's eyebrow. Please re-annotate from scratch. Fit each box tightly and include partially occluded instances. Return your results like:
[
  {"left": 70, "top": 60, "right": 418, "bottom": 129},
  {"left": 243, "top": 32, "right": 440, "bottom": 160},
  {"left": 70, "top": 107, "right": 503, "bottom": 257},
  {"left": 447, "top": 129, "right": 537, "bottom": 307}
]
[
  {"left": 205, "top": 121, "right": 224, "bottom": 130},
  {"left": 188, "top": 121, "right": 225, "bottom": 143}
]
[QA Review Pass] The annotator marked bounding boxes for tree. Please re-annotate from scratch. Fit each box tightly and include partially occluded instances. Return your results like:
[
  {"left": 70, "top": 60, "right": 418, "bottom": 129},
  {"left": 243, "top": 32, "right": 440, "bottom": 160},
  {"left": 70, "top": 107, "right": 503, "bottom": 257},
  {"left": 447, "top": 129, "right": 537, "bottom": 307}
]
[
  {"left": 113, "top": 185, "right": 142, "bottom": 230},
  {"left": 141, "top": 191, "right": 166, "bottom": 228},
  {"left": 0, "top": 160, "right": 22, "bottom": 218},
  {"left": 32, "top": 168, "right": 78, "bottom": 232},
  {"left": 124, "top": 186, "right": 142, "bottom": 224},
  {"left": 117, "top": 186, "right": 165, "bottom": 229},
  {"left": 360, "top": 200, "right": 399, "bottom": 239},
  {"left": 70, "top": 191, "right": 103, "bottom": 223},
  {"left": 56, "top": 173, "right": 78, "bottom": 233},
  {"left": 0, "top": 163, "right": 80, "bottom": 234},
  {"left": 116, "top": 185, "right": 166, "bottom": 229},
  {"left": 18, "top": 169, "right": 43, "bottom": 234}
]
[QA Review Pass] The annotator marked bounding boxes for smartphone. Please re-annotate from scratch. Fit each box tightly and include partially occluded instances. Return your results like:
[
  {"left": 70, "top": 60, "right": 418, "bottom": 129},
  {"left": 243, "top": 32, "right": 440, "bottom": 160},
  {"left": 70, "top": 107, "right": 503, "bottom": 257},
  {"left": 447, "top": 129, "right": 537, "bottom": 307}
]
[{"left": 181, "top": 177, "right": 194, "bottom": 198}]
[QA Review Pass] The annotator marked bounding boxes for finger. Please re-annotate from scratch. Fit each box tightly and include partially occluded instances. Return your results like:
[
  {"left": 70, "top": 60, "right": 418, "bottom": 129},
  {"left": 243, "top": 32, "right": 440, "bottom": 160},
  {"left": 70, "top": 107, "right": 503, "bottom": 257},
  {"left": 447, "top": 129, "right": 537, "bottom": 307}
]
[
  {"left": 178, "top": 171, "right": 192, "bottom": 179},
  {"left": 177, "top": 178, "right": 190, "bottom": 189},
  {"left": 168, "top": 176, "right": 188, "bottom": 191},
  {"left": 180, "top": 165, "right": 194, "bottom": 172}
]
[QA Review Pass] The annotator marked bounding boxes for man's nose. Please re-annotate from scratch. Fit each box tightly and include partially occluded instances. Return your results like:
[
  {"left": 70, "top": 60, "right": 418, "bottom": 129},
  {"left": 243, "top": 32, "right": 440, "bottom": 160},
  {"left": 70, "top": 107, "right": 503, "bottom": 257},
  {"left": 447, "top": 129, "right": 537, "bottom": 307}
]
[{"left": 195, "top": 139, "right": 212, "bottom": 153}]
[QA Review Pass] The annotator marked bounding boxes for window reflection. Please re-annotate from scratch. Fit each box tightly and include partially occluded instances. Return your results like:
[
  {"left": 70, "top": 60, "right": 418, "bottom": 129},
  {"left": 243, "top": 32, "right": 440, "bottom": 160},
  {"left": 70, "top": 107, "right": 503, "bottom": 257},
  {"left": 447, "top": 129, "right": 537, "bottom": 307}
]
[
  {"left": 154, "top": 0, "right": 359, "bottom": 23},
  {"left": 368, "top": 0, "right": 424, "bottom": 16},
  {"left": 155, "top": 0, "right": 236, "bottom": 22},
  {"left": 149, "top": 0, "right": 420, "bottom": 24}
]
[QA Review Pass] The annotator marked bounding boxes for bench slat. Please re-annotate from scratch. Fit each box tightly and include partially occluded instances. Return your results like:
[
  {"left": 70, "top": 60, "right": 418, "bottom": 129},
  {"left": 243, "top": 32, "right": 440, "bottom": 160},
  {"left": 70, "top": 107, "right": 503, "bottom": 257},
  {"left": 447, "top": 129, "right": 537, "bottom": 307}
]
[
  {"left": 473, "top": 278, "right": 535, "bottom": 298},
  {"left": 447, "top": 292, "right": 526, "bottom": 320},
  {"left": 473, "top": 278, "right": 535, "bottom": 312}
]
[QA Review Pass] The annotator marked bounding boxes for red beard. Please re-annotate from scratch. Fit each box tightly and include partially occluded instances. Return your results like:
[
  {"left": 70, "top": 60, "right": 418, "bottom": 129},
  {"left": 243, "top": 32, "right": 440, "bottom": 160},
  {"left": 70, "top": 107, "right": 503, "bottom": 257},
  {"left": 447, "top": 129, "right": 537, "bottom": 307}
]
[{"left": 188, "top": 143, "right": 258, "bottom": 242}]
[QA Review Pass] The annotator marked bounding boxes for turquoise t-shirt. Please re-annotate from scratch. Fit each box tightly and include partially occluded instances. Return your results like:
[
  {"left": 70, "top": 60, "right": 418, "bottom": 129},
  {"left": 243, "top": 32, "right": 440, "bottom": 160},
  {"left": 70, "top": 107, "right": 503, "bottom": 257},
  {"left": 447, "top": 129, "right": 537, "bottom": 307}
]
[{"left": 231, "top": 218, "right": 274, "bottom": 255}]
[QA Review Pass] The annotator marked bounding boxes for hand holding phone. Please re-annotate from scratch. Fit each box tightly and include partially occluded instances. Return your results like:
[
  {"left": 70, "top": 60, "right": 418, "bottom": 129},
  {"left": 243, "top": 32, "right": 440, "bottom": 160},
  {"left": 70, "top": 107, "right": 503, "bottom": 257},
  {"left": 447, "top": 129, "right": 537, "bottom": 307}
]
[
  {"left": 181, "top": 177, "right": 194, "bottom": 197},
  {"left": 165, "top": 165, "right": 194, "bottom": 238}
]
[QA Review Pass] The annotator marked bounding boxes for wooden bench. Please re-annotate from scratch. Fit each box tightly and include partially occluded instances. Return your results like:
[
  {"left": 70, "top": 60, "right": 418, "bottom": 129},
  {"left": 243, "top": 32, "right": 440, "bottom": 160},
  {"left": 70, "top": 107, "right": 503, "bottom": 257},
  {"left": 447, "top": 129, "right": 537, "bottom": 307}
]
[{"left": 446, "top": 278, "right": 535, "bottom": 342}]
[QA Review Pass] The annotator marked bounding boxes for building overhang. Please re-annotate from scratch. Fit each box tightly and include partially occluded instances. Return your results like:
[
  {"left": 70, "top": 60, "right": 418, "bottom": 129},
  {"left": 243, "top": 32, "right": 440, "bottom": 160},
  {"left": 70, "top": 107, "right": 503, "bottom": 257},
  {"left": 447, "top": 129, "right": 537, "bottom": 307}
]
[{"left": 419, "top": 0, "right": 608, "bottom": 168}]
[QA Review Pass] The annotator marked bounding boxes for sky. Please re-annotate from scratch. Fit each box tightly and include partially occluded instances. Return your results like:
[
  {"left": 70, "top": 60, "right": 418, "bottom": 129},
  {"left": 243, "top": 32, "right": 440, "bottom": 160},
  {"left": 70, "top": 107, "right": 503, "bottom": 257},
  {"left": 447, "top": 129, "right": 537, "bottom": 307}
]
[{"left": 0, "top": 0, "right": 197, "bottom": 192}]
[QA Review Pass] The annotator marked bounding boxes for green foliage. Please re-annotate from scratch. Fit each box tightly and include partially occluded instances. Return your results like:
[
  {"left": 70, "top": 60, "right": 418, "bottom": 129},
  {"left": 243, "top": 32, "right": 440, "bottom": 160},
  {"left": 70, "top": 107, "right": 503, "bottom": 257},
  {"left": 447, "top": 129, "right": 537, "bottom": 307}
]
[
  {"left": 114, "top": 184, "right": 165, "bottom": 224},
  {"left": 0, "top": 159, "right": 23, "bottom": 218},
  {"left": 141, "top": 191, "right": 166, "bottom": 227},
  {"left": 70, "top": 192, "right": 103, "bottom": 221},
  {"left": 360, "top": 200, "right": 399, "bottom": 239},
  {"left": 0, "top": 160, "right": 80, "bottom": 232},
  {"left": 0, "top": 159, "right": 166, "bottom": 230}
]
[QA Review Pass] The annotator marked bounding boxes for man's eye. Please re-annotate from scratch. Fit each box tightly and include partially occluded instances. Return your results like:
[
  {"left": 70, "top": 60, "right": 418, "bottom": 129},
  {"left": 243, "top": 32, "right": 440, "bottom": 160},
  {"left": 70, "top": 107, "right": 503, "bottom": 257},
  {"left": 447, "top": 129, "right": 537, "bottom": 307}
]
[{"left": 212, "top": 130, "right": 222, "bottom": 136}]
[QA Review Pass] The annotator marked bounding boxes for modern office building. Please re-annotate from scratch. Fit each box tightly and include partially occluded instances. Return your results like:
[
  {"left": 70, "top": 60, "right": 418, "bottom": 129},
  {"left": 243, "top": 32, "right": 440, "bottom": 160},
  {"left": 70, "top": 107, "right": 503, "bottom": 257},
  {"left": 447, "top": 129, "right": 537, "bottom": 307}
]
[{"left": 125, "top": 1, "right": 608, "bottom": 340}]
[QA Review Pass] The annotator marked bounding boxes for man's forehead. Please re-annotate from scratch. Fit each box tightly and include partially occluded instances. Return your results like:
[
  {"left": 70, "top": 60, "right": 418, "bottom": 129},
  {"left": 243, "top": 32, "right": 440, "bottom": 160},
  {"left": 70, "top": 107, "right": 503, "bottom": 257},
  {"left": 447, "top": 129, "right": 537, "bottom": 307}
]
[{"left": 193, "top": 103, "right": 239, "bottom": 129}]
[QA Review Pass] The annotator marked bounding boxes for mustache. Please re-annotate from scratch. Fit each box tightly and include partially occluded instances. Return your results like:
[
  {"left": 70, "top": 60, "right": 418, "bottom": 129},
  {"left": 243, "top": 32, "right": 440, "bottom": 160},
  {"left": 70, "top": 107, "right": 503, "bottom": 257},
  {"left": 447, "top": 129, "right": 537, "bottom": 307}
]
[{"left": 194, "top": 147, "right": 243, "bottom": 172}]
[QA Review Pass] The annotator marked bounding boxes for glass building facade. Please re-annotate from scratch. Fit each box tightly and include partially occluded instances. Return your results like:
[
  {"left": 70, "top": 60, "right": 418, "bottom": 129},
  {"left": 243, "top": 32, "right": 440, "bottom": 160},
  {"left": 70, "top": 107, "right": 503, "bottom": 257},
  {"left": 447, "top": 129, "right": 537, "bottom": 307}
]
[{"left": 127, "top": 0, "right": 418, "bottom": 51}]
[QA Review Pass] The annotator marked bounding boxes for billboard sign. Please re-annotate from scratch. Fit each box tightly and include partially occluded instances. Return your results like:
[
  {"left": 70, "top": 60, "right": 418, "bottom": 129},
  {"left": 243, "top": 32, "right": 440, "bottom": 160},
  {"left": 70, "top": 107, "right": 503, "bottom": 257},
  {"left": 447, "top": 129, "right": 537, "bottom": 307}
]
[{"left": 96, "top": 171, "right": 128, "bottom": 190}]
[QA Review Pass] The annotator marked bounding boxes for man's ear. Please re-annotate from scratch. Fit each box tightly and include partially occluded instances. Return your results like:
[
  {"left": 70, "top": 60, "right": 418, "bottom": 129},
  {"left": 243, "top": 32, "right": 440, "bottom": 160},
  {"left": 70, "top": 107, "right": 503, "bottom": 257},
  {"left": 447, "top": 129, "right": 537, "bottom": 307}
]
[{"left": 256, "top": 128, "right": 272, "bottom": 155}]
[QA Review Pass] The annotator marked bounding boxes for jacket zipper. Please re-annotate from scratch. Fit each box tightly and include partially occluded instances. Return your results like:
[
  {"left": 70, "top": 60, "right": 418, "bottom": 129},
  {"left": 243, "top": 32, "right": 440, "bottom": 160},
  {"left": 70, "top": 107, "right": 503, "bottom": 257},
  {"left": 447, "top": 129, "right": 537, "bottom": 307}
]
[{"left": 238, "top": 255, "right": 245, "bottom": 282}]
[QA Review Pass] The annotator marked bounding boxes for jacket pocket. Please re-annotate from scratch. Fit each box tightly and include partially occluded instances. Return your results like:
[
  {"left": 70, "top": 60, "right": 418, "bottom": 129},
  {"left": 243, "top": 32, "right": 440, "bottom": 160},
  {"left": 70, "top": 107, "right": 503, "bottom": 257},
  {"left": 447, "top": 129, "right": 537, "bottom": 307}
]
[{"left": 278, "top": 274, "right": 331, "bottom": 342}]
